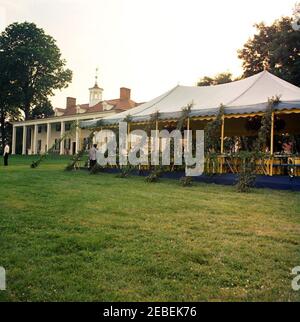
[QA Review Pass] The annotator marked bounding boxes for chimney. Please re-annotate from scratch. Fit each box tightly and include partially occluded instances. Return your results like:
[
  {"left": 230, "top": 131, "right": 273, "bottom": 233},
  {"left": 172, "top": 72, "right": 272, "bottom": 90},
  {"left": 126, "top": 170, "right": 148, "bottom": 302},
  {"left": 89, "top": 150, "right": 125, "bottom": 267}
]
[
  {"left": 66, "top": 97, "right": 76, "bottom": 108},
  {"left": 120, "top": 87, "right": 131, "bottom": 100}
]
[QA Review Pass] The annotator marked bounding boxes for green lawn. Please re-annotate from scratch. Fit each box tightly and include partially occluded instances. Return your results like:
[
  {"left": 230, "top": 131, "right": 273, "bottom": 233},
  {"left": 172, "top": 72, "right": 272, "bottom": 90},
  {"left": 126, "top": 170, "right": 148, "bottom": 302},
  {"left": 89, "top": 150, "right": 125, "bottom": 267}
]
[{"left": 0, "top": 156, "right": 299, "bottom": 302}]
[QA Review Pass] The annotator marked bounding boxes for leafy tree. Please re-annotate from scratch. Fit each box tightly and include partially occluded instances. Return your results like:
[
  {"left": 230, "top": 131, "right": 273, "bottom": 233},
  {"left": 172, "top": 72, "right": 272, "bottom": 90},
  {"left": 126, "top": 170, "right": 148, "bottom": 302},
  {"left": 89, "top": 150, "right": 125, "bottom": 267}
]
[
  {"left": 30, "top": 99, "right": 54, "bottom": 119},
  {"left": 197, "top": 72, "right": 233, "bottom": 86},
  {"left": 0, "top": 22, "right": 72, "bottom": 120},
  {"left": 197, "top": 76, "right": 214, "bottom": 87},
  {"left": 0, "top": 108, "right": 22, "bottom": 151},
  {"left": 238, "top": 17, "right": 300, "bottom": 86},
  {"left": 0, "top": 64, "right": 7, "bottom": 146},
  {"left": 0, "top": 52, "right": 21, "bottom": 152}
]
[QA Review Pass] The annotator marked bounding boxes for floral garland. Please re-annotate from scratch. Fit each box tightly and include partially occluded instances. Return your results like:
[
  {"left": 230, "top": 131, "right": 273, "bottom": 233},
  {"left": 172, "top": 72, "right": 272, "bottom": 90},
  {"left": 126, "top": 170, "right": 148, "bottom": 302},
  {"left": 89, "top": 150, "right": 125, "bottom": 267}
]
[
  {"left": 176, "top": 103, "right": 192, "bottom": 131},
  {"left": 236, "top": 96, "right": 281, "bottom": 192},
  {"left": 253, "top": 96, "right": 280, "bottom": 153},
  {"left": 203, "top": 104, "right": 224, "bottom": 175}
]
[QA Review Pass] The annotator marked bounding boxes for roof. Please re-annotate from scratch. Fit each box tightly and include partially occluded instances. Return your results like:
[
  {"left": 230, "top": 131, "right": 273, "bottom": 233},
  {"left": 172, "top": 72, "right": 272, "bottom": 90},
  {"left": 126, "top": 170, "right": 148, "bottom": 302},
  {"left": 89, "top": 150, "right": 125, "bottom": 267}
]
[
  {"left": 89, "top": 82, "right": 103, "bottom": 90},
  {"left": 55, "top": 98, "right": 140, "bottom": 117},
  {"left": 80, "top": 71, "right": 300, "bottom": 128}
]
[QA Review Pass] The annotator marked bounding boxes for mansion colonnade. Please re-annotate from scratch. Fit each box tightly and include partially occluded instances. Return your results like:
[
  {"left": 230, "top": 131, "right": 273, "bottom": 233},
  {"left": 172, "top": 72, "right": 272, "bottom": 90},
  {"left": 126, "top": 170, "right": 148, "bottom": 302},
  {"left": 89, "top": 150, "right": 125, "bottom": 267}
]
[
  {"left": 11, "top": 84, "right": 142, "bottom": 155},
  {"left": 12, "top": 120, "right": 84, "bottom": 155},
  {"left": 11, "top": 111, "right": 116, "bottom": 155}
]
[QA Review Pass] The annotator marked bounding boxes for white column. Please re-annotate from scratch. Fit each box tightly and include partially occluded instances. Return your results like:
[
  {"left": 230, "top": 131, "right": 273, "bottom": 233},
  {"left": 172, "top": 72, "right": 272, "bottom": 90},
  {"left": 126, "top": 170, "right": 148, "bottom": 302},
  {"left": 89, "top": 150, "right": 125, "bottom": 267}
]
[
  {"left": 60, "top": 121, "right": 65, "bottom": 155},
  {"left": 33, "top": 124, "right": 38, "bottom": 154},
  {"left": 75, "top": 120, "right": 79, "bottom": 154},
  {"left": 12, "top": 126, "right": 16, "bottom": 155},
  {"left": 22, "top": 126, "right": 27, "bottom": 155},
  {"left": 46, "top": 123, "right": 51, "bottom": 152}
]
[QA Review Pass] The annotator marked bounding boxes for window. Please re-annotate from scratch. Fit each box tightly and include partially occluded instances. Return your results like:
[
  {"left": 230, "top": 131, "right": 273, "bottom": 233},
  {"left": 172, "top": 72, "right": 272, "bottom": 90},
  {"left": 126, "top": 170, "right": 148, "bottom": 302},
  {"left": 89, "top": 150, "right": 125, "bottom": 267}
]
[
  {"left": 64, "top": 138, "right": 71, "bottom": 150},
  {"left": 37, "top": 140, "right": 42, "bottom": 152},
  {"left": 65, "top": 123, "right": 71, "bottom": 131},
  {"left": 55, "top": 139, "right": 60, "bottom": 151},
  {"left": 56, "top": 124, "right": 61, "bottom": 132},
  {"left": 38, "top": 126, "right": 42, "bottom": 133}
]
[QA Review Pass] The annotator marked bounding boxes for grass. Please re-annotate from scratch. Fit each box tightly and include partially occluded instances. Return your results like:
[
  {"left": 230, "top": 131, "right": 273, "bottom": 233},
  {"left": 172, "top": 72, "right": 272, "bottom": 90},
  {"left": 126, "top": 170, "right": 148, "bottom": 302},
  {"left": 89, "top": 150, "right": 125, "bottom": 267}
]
[{"left": 0, "top": 155, "right": 300, "bottom": 302}]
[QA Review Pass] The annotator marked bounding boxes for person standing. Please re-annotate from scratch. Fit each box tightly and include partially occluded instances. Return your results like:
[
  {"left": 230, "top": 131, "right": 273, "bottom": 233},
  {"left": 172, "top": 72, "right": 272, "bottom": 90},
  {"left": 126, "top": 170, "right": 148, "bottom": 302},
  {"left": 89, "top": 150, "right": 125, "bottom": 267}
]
[
  {"left": 3, "top": 143, "right": 10, "bottom": 166},
  {"left": 89, "top": 144, "right": 98, "bottom": 169}
]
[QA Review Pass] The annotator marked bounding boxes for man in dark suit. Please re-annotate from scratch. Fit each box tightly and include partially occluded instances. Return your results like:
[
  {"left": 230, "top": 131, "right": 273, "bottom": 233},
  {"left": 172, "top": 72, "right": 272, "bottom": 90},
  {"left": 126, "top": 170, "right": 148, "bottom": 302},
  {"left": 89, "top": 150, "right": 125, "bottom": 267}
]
[{"left": 3, "top": 143, "right": 10, "bottom": 166}]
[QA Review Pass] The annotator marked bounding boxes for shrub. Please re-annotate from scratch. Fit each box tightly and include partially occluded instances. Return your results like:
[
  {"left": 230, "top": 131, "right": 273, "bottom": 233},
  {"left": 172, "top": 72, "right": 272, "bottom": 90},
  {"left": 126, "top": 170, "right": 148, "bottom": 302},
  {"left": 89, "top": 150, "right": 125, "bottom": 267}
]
[
  {"left": 180, "top": 176, "right": 193, "bottom": 187},
  {"left": 146, "top": 167, "right": 163, "bottom": 183},
  {"left": 236, "top": 152, "right": 256, "bottom": 193},
  {"left": 116, "top": 165, "right": 133, "bottom": 178},
  {"left": 90, "top": 163, "right": 103, "bottom": 174}
]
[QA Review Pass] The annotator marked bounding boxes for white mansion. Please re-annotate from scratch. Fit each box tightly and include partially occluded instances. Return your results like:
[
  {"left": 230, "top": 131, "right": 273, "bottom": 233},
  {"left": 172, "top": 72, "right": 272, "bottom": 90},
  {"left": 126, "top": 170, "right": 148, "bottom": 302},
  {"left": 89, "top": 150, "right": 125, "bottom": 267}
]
[{"left": 11, "top": 81, "right": 140, "bottom": 155}]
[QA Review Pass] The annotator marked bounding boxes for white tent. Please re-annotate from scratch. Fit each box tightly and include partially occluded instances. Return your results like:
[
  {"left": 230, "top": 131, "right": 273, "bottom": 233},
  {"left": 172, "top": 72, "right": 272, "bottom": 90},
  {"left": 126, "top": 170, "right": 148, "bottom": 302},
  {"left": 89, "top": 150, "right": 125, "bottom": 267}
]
[{"left": 80, "top": 71, "right": 300, "bottom": 128}]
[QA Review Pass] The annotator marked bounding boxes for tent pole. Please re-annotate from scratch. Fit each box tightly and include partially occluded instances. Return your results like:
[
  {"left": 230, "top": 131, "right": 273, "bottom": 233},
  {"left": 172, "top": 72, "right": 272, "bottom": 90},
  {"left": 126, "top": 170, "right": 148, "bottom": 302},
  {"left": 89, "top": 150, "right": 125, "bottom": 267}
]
[
  {"left": 270, "top": 112, "right": 275, "bottom": 176},
  {"left": 270, "top": 112, "right": 274, "bottom": 155},
  {"left": 220, "top": 115, "right": 225, "bottom": 174},
  {"left": 221, "top": 115, "right": 225, "bottom": 154}
]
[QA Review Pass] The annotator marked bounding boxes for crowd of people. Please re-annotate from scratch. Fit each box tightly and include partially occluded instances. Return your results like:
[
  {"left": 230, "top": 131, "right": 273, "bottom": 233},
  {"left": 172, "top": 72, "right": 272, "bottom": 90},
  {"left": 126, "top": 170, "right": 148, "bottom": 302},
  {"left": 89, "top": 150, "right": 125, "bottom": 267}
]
[{"left": 224, "top": 136, "right": 297, "bottom": 155}]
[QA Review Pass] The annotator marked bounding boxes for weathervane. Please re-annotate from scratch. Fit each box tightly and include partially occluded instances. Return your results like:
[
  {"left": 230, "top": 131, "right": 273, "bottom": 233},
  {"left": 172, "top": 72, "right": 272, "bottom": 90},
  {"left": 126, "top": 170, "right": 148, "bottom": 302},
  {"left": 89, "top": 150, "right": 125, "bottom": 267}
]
[{"left": 95, "top": 67, "right": 99, "bottom": 86}]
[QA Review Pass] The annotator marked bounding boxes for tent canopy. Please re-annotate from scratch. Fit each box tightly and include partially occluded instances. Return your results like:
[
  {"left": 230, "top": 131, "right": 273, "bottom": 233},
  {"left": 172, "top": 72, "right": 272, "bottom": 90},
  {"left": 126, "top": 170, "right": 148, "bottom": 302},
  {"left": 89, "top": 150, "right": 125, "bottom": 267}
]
[{"left": 80, "top": 71, "right": 300, "bottom": 128}]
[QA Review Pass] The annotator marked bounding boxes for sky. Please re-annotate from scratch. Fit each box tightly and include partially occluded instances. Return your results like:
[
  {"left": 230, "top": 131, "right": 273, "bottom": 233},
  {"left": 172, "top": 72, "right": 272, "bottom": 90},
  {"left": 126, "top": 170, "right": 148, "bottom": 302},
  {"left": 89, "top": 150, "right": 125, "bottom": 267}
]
[{"left": 0, "top": 0, "right": 297, "bottom": 108}]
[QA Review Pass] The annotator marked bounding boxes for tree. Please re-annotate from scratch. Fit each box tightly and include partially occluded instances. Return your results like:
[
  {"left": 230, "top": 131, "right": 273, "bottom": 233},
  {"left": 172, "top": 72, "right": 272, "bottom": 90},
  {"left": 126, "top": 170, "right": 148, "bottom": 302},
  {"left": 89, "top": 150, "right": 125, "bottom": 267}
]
[
  {"left": 0, "top": 22, "right": 72, "bottom": 120},
  {"left": 30, "top": 99, "right": 54, "bottom": 119},
  {"left": 197, "top": 72, "right": 233, "bottom": 86},
  {"left": 197, "top": 76, "right": 214, "bottom": 87},
  {"left": 0, "top": 108, "right": 22, "bottom": 152},
  {"left": 0, "top": 51, "right": 20, "bottom": 152},
  {"left": 238, "top": 17, "right": 300, "bottom": 86}
]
